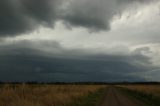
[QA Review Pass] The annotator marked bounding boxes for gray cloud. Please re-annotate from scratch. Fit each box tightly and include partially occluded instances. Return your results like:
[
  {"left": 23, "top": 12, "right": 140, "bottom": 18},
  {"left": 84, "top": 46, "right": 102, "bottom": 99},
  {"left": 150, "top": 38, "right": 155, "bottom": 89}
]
[
  {"left": 0, "top": 0, "right": 155, "bottom": 36},
  {"left": 61, "top": 0, "right": 114, "bottom": 30},
  {"left": 0, "top": 40, "right": 157, "bottom": 82},
  {"left": 0, "top": 0, "right": 62, "bottom": 37},
  {"left": 60, "top": 0, "right": 154, "bottom": 31},
  {"left": 0, "top": 0, "right": 159, "bottom": 82},
  {"left": 0, "top": 51, "right": 148, "bottom": 82}
]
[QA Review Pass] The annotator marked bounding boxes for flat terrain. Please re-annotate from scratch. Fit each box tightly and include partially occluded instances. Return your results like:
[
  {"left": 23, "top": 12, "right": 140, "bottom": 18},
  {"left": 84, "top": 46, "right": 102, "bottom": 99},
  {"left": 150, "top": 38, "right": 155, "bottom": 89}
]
[
  {"left": 0, "top": 84, "right": 159, "bottom": 106},
  {"left": 100, "top": 87, "right": 146, "bottom": 106},
  {"left": 0, "top": 84, "right": 105, "bottom": 106}
]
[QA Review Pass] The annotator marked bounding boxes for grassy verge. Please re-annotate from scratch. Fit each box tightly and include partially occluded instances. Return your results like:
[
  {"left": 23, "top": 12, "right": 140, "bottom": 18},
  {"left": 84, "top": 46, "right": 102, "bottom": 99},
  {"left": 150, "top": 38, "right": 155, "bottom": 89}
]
[
  {"left": 68, "top": 88, "right": 105, "bottom": 106},
  {"left": 118, "top": 87, "right": 160, "bottom": 106},
  {"left": 0, "top": 84, "right": 106, "bottom": 106}
]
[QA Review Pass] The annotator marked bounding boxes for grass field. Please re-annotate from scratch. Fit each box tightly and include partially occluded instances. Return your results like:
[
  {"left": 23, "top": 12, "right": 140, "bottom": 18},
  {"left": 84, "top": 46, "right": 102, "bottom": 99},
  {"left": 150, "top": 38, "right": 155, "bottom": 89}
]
[
  {"left": 119, "top": 85, "right": 160, "bottom": 106},
  {"left": 120, "top": 85, "right": 160, "bottom": 97},
  {"left": 0, "top": 84, "right": 106, "bottom": 106},
  {"left": 1, "top": 84, "right": 160, "bottom": 106}
]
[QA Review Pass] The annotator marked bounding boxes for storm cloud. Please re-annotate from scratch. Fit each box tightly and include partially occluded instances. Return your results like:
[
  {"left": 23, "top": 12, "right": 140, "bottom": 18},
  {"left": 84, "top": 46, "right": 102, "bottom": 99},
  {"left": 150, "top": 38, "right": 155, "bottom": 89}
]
[
  {"left": 0, "top": 0, "right": 155, "bottom": 36},
  {"left": 0, "top": 0, "right": 160, "bottom": 82},
  {"left": 0, "top": 54, "right": 148, "bottom": 82},
  {"left": 0, "top": 40, "right": 156, "bottom": 82},
  {"left": 0, "top": 0, "right": 61, "bottom": 36},
  {"left": 61, "top": 0, "right": 153, "bottom": 30}
]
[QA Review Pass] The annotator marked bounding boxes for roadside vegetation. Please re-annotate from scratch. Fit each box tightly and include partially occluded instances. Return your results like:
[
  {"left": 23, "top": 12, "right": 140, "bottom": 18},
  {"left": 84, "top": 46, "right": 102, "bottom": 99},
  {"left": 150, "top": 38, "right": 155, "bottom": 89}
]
[
  {"left": 0, "top": 84, "right": 106, "bottom": 106},
  {"left": 118, "top": 85, "right": 160, "bottom": 106},
  {"left": 69, "top": 88, "right": 105, "bottom": 106}
]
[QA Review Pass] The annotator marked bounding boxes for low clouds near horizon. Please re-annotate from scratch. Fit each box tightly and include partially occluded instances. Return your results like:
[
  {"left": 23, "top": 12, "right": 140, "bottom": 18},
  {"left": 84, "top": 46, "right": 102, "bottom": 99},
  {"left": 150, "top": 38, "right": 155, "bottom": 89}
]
[{"left": 0, "top": 0, "right": 160, "bottom": 82}]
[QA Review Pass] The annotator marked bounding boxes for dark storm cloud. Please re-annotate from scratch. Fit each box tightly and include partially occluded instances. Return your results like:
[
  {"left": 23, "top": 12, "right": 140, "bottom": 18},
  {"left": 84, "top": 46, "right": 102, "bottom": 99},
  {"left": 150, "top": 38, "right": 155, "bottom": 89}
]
[
  {"left": 0, "top": 0, "right": 155, "bottom": 36},
  {"left": 0, "top": 0, "right": 62, "bottom": 36},
  {"left": 61, "top": 0, "right": 154, "bottom": 31},
  {"left": 0, "top": 41, "right": 155, "bottom": 82},
  {"left": 0, "top": 52, "right": 148, "bottom": 82}
]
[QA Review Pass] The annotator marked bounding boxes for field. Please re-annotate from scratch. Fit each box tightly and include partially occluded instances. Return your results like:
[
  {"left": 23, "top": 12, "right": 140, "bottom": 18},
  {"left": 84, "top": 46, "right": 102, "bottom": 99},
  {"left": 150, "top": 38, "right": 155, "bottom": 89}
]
[
  {"left": 0, "top": 84, "right": 160, "bottom": 106},
  {"left": 120, "top": 85, "right": 160, "bottom": 97},
  {"left": 118, "top": 84, "right": 160, "bottom": 106},
  {"left": 0, "top": 84, "right": 105, "bottom": 106}
]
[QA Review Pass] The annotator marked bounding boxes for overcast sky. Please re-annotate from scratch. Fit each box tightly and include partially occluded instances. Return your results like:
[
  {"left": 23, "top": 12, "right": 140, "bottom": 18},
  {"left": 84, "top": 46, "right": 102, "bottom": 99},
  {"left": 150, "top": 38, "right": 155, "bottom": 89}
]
[{"left": 0, "top": 0, "right": 160, "bottom": 82}]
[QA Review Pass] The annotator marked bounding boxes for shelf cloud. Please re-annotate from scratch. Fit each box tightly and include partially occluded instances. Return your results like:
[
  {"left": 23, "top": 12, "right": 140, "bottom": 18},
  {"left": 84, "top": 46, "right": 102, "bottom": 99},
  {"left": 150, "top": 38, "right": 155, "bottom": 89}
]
[{"left": 0, "top": 0, "right": 160, "bottom": 82}]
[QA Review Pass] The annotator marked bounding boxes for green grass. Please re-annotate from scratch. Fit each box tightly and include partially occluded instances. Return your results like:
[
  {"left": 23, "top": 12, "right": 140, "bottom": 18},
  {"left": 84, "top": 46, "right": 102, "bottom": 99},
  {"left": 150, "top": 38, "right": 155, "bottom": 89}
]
[{"left": 69, "top": 88, "right": 105, "bottom": 106}]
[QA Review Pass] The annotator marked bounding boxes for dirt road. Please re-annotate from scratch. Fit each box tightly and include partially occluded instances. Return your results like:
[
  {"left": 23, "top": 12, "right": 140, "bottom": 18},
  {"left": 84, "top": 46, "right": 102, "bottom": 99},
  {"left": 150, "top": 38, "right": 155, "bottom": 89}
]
[{"left": 100, "top": 87, "right": 146, "bottom": 106}]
